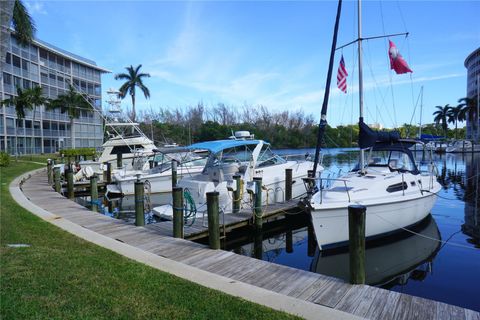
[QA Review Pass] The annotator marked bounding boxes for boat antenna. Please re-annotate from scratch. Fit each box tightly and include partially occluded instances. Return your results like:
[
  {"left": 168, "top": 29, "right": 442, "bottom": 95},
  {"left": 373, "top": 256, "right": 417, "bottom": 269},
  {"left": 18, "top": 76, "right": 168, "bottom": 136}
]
[{"left": 312, "top": 0, "right": 343, "bottom": 177}]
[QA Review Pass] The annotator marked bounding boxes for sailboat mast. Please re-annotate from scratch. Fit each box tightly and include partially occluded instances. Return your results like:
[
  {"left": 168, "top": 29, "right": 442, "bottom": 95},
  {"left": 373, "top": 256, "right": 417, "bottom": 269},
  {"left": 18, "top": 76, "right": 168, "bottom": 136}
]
[
  {"left": 358, "top": 0, "right": 365, "bottom": 173},
  {"left": 419, "top": 86, "right": 424, "bottom": 138}
]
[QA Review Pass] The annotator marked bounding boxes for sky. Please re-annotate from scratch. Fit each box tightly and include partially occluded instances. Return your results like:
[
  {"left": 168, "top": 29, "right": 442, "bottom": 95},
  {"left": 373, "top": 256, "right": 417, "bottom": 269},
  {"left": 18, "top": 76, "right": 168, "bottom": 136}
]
[{"left": 25, "top": 0, "right": 480, "bottom": 129}]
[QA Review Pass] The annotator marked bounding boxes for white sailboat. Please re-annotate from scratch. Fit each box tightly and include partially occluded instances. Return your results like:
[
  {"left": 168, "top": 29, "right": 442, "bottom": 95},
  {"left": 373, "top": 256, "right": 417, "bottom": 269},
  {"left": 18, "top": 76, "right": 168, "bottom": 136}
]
[{"left": 308, "top": 0, "right": 442, "bottom": 250}]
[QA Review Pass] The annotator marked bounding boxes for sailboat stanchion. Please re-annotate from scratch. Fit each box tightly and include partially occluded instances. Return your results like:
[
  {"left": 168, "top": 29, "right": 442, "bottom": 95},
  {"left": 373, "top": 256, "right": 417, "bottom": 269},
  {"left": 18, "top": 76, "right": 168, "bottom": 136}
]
[
  {"left": 232, "top": 175, "right": 241, "bottom": 213},
  {"left": 348, "top": 204, "right": 366, "bottom": 284},
  {"left": 66, "top": 169, "right": 74, "bottom": 199},
  {"left": 90, "top": 173, "right": 98, "bottom": 213},
  {"left": 253, "top": 177, "right": 263, "bottom": 229},
  {"left": 116, "top": 153, "right": 122, "bottom": 169},
  {"left": 54, "top": 167, "right": 61, "bottom": 193},
  {"left": 206, "top": 191, "right": 220, "bottom": 249},
  {"left": 134, "top": 176, "right": 145, "bottom": 226},
  {"left": 171, "top": 160, "right": 178, "bottom": 188},
  {"left": 172, "top": 187, "right": 184, "bottom": 238},
  {"left": 285, "top": 169, "right": 293, "bottom": 201}
]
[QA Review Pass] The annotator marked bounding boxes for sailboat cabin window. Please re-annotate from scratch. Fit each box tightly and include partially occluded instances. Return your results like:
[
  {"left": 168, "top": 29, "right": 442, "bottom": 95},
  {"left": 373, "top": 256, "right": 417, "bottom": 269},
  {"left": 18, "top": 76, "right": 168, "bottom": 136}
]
[{"left": 366, "top": 150, "right": 415, "bottom": 173}]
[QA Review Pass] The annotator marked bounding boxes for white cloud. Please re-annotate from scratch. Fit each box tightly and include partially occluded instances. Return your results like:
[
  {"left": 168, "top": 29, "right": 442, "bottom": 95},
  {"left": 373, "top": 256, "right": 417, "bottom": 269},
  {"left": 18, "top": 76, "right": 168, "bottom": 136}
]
[{"left": 25, "top": 1, "right": 47, "bottom": 15}]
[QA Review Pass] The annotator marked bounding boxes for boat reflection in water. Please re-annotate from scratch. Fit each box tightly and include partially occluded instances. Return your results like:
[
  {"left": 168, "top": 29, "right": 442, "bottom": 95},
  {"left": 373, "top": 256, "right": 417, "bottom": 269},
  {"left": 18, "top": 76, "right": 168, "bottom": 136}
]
[{"left": 311, "top": 214, "right": 441, "bottom": 286}]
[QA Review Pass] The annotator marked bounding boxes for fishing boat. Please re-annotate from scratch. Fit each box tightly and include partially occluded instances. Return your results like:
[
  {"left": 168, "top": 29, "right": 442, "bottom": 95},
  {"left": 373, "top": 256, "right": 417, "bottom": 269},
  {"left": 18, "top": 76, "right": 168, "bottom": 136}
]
[
  {"left": 153, "top": 131, "right": 316, "bottom": 219},
  {"left": 306, "top": 0, "right": 442, "bottom": 250}
]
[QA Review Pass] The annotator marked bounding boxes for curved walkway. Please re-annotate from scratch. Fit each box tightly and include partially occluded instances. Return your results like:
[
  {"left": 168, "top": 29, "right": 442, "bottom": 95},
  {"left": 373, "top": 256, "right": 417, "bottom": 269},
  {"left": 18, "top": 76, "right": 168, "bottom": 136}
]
[{"left": 11, "top": 168, "right": 479, "bottom": 320}]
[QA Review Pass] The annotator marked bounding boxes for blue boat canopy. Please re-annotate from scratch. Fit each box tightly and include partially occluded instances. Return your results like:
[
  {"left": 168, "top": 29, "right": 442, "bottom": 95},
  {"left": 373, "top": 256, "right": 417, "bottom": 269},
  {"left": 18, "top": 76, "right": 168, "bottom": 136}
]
[{"left": 186, "top": 139, "right": 266, "bottom": 154}]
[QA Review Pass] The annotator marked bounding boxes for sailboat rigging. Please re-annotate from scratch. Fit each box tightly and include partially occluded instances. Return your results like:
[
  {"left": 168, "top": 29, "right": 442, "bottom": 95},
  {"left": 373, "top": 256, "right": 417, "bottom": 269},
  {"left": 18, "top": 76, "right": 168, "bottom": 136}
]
[{"left": 307, "top": 0, "right": 441, "bottom": 250}]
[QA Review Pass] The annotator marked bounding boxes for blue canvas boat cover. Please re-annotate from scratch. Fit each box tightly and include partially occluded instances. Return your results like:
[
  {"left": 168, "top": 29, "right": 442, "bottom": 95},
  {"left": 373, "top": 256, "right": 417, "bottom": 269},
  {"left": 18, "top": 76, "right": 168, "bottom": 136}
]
[{"left": 185, "top": 139, "right": 265, "bottom": 154}]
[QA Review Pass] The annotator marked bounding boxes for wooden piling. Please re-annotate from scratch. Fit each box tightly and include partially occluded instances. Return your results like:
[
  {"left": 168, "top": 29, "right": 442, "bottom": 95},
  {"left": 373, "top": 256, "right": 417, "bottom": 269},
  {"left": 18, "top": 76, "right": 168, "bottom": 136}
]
[
  {"left": 207, "top": 191, "right": 220, "bottom": 249},
  {"left": 253, "top": 229, "right": 263, "bottom": 259},
  {"left": 54, "top": 167, "right": 61, "bottom": 193},
  {"left": 116, "top": 153, "right": 122, "bottom": 169},
  {"left": 66, "top": 169, "right": 74, "bottom": 199},
  {"left": 90, "top": 173, "right": 99, "bottom": 212},
  {"left": 285, "top": 168, "right": 293, "bottom": 201},
  {"left": 253, "top": 177, "right": 263, "bottom": 229},
  {"left": 47, "top": 159, "right": 53, "bottom": 184},
  {"left": 103, "top": 162, "right": 112, "bottom": 184},
  {"left": 232, "top": 175, "right": 241, "bottom": 213},
  {"left": 172, "top": 187, "right": 184, "bottom": 238},
  {"left": 286, "top": 230, "right": 293, "bottom": 253},
  {"left": 171, "top": 160, "right": 178, "bottom": 188},
  {"left": 348, "top": 204, "right": 366, "bottom": 284},
  {"left": 307, "top": 223, "right": 316, "bottom": 257},
  {"left": 134, "top": 178, "right": 145, "bottom": 226}
]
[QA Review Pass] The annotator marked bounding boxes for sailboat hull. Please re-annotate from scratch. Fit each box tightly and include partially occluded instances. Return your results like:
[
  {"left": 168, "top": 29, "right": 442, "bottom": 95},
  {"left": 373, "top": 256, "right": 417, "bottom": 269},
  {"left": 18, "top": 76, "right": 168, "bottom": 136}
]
[{"left": 311, "top": 191, "right": 438, "bottom": 250}]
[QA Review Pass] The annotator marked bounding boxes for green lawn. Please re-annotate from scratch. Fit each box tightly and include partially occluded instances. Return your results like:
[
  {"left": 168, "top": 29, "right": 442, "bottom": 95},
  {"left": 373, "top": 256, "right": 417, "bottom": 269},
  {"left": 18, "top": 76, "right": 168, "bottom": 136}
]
[{"left": 0, "top": 160, "right": 300, "bottom": 320}]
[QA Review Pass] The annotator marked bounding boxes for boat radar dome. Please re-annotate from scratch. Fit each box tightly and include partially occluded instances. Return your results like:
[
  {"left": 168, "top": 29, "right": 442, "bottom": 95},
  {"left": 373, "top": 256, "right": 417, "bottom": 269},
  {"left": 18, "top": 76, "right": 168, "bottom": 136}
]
[{"left": 233, "top": 131, "right": 254, "bottom": 140}]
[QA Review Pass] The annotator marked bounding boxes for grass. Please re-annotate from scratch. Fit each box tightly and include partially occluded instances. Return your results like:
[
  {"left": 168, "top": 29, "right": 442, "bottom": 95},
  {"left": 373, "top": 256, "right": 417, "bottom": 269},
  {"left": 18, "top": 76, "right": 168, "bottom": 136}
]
[{"left": 0, "top": 160, "right": 301, "bottom": 320}]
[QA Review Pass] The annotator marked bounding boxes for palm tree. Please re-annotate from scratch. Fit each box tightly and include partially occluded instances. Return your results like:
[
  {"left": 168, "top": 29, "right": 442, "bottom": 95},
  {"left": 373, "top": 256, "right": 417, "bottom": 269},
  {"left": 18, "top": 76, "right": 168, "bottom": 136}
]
[
  {"left": 433, "top": 104, "right": 451, "bottom": 138},
  {"left": 447, "top": 104, "right": 465, "bottom": 140},
  {"left": 114, "top": 64, "right": 150, "bottom": 122},
  {"left": 28, "top": 86, "right": 48, "bottom": 153},
  {"left": 1, "top": 0, "right": 36, "bottom": 79},
  {"left": 48, "top": 85, "right": 92, "bottom": 149},
  {"left": 1, "top": 85, "right": 46, "bottom": 154},
  {"left": 458, "top": 96, "right": 478, "bottom": 140}
]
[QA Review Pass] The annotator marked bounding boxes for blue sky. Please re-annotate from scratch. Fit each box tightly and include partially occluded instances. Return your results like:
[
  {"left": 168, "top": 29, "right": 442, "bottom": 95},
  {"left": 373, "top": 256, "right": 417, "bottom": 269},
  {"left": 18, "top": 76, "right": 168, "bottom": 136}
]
[{"left": 26, "top": 0, "right": 479, "bottom": 128}]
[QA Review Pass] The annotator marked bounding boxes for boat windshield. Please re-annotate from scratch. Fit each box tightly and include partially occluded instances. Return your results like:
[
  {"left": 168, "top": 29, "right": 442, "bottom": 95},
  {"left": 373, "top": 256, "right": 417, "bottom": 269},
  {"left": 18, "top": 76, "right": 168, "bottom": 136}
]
[
  {"left": 204, "top": 144, "right": 257, "bottom": 172},
  {"left": 256, "top": 145, "right": 287, "bottom": 168},
  {"left": 365, "top": 150, "right": 417, "bottom": 173}
]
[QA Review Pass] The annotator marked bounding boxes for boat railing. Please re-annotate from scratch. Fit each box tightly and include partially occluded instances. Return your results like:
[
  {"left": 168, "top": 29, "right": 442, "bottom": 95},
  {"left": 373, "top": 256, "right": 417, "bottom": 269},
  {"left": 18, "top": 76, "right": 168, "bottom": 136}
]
[{"left": 302, "top": 176, "right": 351, "bottom": 204}]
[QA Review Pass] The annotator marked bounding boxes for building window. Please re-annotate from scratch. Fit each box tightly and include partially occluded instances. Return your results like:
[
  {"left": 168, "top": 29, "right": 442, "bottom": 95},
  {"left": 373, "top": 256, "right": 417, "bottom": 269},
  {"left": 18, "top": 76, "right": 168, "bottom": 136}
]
[
  {"left": 6, "top": 53, "right": 11, "bottom": 64},
  {"left": 3, "top": 73, "right": 12, "bottom": 85},
  {"left": 12, "top": 55, "right": 21, "bottom": 68}
]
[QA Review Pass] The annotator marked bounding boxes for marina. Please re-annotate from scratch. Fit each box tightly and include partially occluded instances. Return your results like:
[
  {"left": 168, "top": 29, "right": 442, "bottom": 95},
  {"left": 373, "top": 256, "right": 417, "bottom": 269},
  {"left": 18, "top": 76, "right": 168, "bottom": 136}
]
[{"left": 17, "top": 164, "right": 480, "bottom": 319}]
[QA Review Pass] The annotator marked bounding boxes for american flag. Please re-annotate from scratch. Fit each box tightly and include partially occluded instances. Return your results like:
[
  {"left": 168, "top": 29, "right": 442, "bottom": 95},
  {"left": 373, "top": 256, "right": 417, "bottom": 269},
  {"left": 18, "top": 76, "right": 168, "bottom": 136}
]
[{"left": 337, "top": 55, "right": 348, "bottom": 93}]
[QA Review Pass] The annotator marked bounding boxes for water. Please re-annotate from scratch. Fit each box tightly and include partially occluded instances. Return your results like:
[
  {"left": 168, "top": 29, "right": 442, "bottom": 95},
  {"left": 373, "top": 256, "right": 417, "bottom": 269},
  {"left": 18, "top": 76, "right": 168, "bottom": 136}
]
[{"left": 76, "top": 148, "right": 480, "bottom": 311}]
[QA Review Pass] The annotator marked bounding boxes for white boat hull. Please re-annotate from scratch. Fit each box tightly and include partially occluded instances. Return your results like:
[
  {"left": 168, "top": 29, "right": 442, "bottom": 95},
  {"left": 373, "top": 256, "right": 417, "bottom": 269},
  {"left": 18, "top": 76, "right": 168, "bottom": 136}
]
[{"left": 311, "top": 191, "right": 438, "bottom": 250}]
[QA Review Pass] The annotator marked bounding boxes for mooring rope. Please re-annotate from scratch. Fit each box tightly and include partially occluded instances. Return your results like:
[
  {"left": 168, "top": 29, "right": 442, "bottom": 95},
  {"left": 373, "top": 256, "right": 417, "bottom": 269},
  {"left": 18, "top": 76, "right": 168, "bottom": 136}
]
[{"left": 371, "top": 212, "right": 478, "bottom": 251}]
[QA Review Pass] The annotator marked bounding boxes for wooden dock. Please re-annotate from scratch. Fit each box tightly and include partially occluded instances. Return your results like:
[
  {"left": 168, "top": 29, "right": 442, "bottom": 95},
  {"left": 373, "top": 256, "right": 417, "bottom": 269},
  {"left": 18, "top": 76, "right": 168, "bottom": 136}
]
[
  {"left": 146, "top": 200, "right": 302, "bottom": 240},
  {"left": 20, "top": 169, "right": 480, "bottom": 320}
]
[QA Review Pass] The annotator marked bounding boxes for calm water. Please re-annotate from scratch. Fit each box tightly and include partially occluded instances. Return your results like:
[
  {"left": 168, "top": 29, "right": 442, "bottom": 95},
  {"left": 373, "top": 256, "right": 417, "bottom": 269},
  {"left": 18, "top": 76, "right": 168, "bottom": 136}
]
[{"left": 77, "top": 148, "right": 480, "bottom": 311}]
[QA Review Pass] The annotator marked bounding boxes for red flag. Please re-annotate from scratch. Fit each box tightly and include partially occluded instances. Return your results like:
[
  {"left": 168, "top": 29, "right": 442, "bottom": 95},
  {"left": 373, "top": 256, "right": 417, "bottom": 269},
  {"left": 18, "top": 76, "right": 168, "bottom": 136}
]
[
  {"left": 337, "top": 55, "right": 348, "bottom": 93},
  {"left": 388, "top": 40, "right": 412, "bottom": 74}
]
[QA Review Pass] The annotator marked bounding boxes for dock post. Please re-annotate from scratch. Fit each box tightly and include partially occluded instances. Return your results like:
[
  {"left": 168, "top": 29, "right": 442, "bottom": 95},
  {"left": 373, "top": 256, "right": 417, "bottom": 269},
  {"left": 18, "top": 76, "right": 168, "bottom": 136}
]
[
  {"left": 207, "top": 191, "right": 220, "bottom": 249},
  {"left": 54, "top": 167, "right": 61, "bottom": 193},
  {"left": 134, "top": 177, "right": 145, "bottom": 226},
  {"left": 285, "top": 168, "right": 293, "bottom": 201},
  {"left": 171, "top": 160, "right": 178, "bottom": 188},
  {"left": 90, "top": 173, "right": 99, "bottom": 212},
  {"left": 66, "top": 169, "right": 74, "bottom": 199},
  {"left": 47, "top": 159, "right": 53, "bottom": 184},
  {"left": 232, "top": 175, "right": 241, "bottom": 213},
  {"left": 348, "top": 205, "right": 366, "bottom": 284},
  {"left": 307, "top": 223, "right": 315, "bottom": 257},
  {"left": 286, "top": 230, "right": 293, "bottom": 253},
  {"left": 253, "top": 177, "right": 263, "bottom": 229},
  {"left": 116, "top": 153, "right": 122, "bottom": 169},
  {"left": 172, "top": 187, "right": 184, "bottom": 238},
  {"left": 103, "top": 162, "right": 112, "bottom": 184},
  {"left": 253, "top": 229, "right": 263, "bottom": 259}
]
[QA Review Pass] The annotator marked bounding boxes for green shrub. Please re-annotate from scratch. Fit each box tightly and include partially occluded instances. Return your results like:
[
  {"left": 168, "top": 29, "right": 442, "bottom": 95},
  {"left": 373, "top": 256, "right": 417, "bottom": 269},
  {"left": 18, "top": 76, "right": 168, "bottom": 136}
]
[
  {"left": 0, "top": 152, "right": 10, "bottom": 167},
  {"left": 59, "top": 148, "right": 96, "bottom": 157}
]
